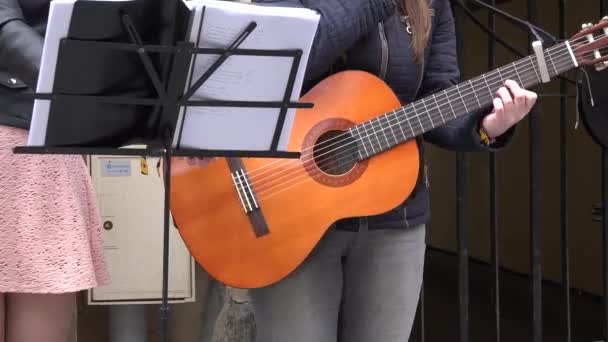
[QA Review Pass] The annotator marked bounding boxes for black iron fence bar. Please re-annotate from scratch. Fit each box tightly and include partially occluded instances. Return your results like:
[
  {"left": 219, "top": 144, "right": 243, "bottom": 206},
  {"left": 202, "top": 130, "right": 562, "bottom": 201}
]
[
  {"left": 457, "top": 148, "right": 469, "bottom": 342},
  {"left": 527, "top": 0, "right": 543, "bottom": 340},
  {"left": 453, "top": 2, "right": 470, "bottom": 341},
  {"left": 602, "top": 0, "right": 608, "bottom": 335},
  {"left": 420, "top": 285, "right": 426, "bottom": 342},
  {"left": 559, "top": 1, "right": 572, "bottom": 341},
  {"left": 603, "top": 147, "right": 608, "bottom": 341},
  {"left": 487, "top": 1, "right": 500, "bottom": 341}
]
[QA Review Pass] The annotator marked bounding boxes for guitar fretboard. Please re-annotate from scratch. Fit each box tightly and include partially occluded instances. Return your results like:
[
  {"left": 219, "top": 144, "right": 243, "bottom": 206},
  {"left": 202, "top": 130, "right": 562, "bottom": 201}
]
[{"left": 349, "top": 41, "right": 577, "bottom": 159}]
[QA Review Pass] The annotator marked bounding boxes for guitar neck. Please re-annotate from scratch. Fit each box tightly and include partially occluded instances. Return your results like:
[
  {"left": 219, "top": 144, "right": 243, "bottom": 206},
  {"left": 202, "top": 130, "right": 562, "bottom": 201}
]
[{"left": 350, "top": 40, "right": 579, "bottom": 159}]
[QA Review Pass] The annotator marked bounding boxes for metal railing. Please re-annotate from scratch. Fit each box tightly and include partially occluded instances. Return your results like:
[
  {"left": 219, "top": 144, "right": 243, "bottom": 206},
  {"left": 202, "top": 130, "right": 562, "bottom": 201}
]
[{"left": 412, "top": 0, "right": 608, "bottom": 341}]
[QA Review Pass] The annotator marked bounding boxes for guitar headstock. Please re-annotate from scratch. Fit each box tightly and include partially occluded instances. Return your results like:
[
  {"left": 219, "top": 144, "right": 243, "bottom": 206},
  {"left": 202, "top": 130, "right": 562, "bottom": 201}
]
[{"left": 571, "top": 16, "right": 608, "bottom": 71}]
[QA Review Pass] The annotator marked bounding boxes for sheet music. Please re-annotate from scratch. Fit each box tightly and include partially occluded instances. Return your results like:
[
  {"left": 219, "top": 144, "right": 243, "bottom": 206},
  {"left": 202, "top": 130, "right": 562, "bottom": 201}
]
[
  {"left": 27, "top": 0, "right": 75, "bottom": 145},
  {"left": 26, "top": 0, "right": 319, "bottom": 149},
  {"left": 27, "top": 0, "right": 134, "bottom": 146},
  {"left": 174, "top": 0, "right": 320, "bottom": 151}
]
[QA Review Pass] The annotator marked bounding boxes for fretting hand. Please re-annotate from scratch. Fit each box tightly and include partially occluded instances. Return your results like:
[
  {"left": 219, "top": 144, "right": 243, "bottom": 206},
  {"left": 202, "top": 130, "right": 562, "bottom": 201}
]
[{"left": 481, "top": 80, "right": 538, "bottom": 138}]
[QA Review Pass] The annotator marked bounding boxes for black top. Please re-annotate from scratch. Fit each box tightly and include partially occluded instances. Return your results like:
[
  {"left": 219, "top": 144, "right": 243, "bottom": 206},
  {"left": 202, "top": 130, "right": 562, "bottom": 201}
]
[
  {"left": 16, "top": 0, "right": 49, "bottom": 34},
  {"left": 0, "top": 0, "right": 48, "bottom": 129}
]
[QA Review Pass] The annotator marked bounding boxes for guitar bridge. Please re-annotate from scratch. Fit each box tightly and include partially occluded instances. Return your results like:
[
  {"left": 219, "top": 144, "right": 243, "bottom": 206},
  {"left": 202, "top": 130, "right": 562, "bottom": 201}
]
[
  {"left": 228, "top": 158, "right": 270, "bottom": 237},
  {"left": 231, "top": 168, "right": 259, "bottom": 214}
]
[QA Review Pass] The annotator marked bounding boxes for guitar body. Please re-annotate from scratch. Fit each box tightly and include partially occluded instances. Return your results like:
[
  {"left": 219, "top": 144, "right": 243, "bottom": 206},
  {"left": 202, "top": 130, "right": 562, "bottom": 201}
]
[{"left": 169, "top": 71, "right": 420, "bottom": 289}]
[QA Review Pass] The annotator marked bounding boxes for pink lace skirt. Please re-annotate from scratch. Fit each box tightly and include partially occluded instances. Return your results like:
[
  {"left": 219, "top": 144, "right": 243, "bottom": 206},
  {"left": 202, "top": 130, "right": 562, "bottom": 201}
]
[{"left": 0, "top": 125, "right": 110, "bottom": 293}]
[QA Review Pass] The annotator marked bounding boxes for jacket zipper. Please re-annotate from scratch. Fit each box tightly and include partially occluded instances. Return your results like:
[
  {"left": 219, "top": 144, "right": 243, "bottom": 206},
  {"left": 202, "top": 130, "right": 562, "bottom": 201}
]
[
  {"left": 361, "top": 19, "right": 426, "bottom": 231},
  {"left": 360, "top": 22, "right": 389, "bottom": 232},
  {"left": 414, "top": 58, "right": 425, "bottom": 99},
  {"left": 378, "top": 22, "right": 389, "bottom": 80}
]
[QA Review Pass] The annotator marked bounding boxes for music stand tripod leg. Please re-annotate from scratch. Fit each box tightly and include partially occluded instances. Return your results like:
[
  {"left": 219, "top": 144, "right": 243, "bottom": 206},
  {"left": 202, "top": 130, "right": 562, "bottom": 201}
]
[{"left": 159, "top": 140, "right": 173, "bottom": 342}]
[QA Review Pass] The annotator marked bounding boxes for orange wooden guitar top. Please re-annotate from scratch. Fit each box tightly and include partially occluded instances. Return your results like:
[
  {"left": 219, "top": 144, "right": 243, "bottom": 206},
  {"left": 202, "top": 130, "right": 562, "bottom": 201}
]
[{"left": 169, "top": 70, "right": 420, "bottom": 288}]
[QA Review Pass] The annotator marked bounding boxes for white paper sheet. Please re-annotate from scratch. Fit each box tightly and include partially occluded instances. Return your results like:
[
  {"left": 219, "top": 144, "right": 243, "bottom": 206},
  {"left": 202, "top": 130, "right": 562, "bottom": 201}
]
[
  {"left": 27, "top": 0, "right": 75, "bottom": 146},
  {"left": 173, "top": 0, "right": 320, "bottom": 151},
  {"left": 26, "top": 0, "right": 320, "bottom": 150},
  {"left": 27, "top": 0, "right": 134, "bottom": 146}
]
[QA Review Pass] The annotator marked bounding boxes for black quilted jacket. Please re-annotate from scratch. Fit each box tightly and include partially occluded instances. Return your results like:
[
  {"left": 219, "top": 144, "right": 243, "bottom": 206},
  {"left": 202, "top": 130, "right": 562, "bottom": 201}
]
[{"left": 256, "top": 0, "right": 514, "bottom": 231}]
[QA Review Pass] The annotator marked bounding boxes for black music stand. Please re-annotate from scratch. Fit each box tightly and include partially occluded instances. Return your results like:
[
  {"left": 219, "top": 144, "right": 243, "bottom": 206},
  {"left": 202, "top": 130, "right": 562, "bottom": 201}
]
[{"left": 11, "top": 1, "right": 313, "bottom": 341}]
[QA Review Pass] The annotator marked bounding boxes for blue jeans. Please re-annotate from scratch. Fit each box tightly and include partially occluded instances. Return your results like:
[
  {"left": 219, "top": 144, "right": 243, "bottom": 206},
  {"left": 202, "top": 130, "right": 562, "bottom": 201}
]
[{"left": 249, "top": 224, "right": 426, "bottom": 342}]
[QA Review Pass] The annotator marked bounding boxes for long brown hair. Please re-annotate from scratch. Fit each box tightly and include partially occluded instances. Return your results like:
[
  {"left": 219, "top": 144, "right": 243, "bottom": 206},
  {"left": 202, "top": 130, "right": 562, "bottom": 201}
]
[{"left": 402, "top": 0, "right": 432, "bottom": 64}]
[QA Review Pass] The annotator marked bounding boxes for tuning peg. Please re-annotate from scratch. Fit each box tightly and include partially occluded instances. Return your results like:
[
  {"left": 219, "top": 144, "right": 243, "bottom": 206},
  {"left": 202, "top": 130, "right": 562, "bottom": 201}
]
[{"left": 582, "top": 22, "right": 594, "bottom": 29}]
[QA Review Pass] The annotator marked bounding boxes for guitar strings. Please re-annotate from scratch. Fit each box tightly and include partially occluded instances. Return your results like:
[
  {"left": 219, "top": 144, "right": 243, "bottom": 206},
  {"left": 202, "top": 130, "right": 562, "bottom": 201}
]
[
  {"left": 250, "top": 40, "right": 594, "bottom": 192},
  {"left": 241, "top": 35, "right": 594, "bottom": 183},
  {"left": 254, "top": 59, "right": 563, "bottom": 199},
  {"left": 242, "top": 39, "right": 590, "bottom": 190},
  {"left": 255, "top": 54, "right": 601, "bottom": 203},
  {"left": 252, "top": 47, "right": 602, "bottom": 199},
  {"left": 249, "top": 43, "right": 596, "bottom": 198},
  {"left": 240, "top": 34, "right": 598, "bottom": 181},
  {"left": 242, "top": 36, "right": 594, "bottom": 185},
  {"left": 253, "top": 71, "right": 559, "bottom": 197}
]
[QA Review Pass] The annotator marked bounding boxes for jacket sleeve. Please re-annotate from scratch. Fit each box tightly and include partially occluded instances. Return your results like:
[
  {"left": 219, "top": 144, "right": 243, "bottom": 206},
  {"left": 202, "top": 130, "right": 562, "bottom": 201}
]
[
  {"left": 0, "top": 0, "right": 22, "bottom": 26},
  {"left": 0, "top": 0, "right": 44, "bottom": 88},
  {"left": 255, "top": 0, "right": 397, "bottom": 86},
  {"left": 419, "top": 0, "right": 514, "bottom": 151}
]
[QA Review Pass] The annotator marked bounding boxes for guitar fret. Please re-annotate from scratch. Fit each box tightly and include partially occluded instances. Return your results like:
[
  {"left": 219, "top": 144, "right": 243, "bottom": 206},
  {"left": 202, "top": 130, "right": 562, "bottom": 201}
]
[
  {"left": 455, "top": 85, "right": 469, "bottom": 113},
  {"left": 481, "top": 74, "right": 494, "bottom": 102},
  {"left": 503, "top": 64, "right": 518, "bottom": 85},
  {"left": 469, "top": 80, "right": 482, "bottom": 108},
  {"left": 463, "top": 81, "right": 477, "bottom": 113},
  {"left": 513, "top": 63, "right": 525, "bottom": 88},
  {"left": 546, "top": 50, "right": 558, "bottom": 75},
  {"left": 351, "top": 126, "right": 367, "bottom": 159},
  {"left": 393, "top": 110, "right": 407, "bottom": 142},
  {"left": 370, "top": 120, "right": 383, "bottom": 152},
  {"left": 421, "top": 98, "right": 434, "bottom": 127},
  {"left": 402, "top": 108, "right": 416, "bottom": 138},
  {"left": 471, "top": 78, "right": 487, "bottom": 105},
  {"left": 496, "top": 67, "right": 504, "bottom": 85},
  {"left": 379, "top": 117, "right": 390, "bottom": 149},
  {"left": 374, "top": 119, "right": 387, "bottom": 151},
  {"left": 411, "top": 105, "right": 425, "bottom": 131},
  {"left": 374, "top": 117, "right": 389, "bottom": 149},
  {"left": 444, "top": 91, "right": 457, "bottom": 118},
  {"left": 529, "top": 56, "right": 541, "bottom": 83},
  {"left": 432, "top": 94, "right": 445, "bottom": 124},
  {"left": 363, "top": 122, "right": 377, "bottom": 155},
  {"left": 381, "top": 114, "right": 396, "bottom": 146},
  {"left": 376, "top": 117, "right": 386, "bottom": 146}
]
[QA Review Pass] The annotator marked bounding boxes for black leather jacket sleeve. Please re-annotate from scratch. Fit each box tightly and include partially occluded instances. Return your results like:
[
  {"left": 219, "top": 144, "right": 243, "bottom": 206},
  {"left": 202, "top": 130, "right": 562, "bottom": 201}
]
[
  {"left": 0, "top": 0, "right": 23, "bottom": 26},
  {"left": 0, "top": 0, "right": 44, "bottom": 88}
]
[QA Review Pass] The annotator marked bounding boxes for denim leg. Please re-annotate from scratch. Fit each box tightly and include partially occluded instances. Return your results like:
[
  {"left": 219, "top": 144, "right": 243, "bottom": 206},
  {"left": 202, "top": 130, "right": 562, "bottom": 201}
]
[
  {"left": 249, "top": 228, "right": 352, "bottom": 342},
  {"left": 341, "top": 224, "right": 426, "bottom": 342}
]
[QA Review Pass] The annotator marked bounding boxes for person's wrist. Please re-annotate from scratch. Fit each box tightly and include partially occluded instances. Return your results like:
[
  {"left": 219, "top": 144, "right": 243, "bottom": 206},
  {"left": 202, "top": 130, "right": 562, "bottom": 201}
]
[
  {"left": 479, "top": 115, "right": 499, "bottom": 146},
  {"left": 481, "top": 114, "right": 502, "bottom": 139}
]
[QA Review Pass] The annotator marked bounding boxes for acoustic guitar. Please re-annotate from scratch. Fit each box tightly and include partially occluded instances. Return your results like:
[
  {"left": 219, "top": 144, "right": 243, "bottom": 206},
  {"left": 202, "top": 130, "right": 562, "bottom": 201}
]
[{"left": 168, "top": 19, "right": 608, "bottom": 289}]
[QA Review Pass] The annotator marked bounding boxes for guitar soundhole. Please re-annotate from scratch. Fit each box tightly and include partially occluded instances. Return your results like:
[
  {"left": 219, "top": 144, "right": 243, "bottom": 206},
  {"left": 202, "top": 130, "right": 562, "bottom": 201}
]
[{"left": 313, "top": 130, "right": 358, "bottom": 176}]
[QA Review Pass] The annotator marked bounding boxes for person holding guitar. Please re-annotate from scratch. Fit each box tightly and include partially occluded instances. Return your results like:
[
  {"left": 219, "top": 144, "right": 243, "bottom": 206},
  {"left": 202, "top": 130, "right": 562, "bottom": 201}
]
[
  {"left": 0, "top": 1, "right": 109, "bottom": 341},
  {"left": 184, "top": 0, "right": 538, "bottom": 341}
]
